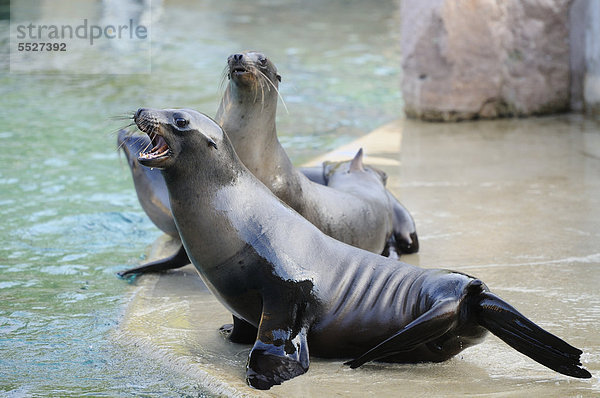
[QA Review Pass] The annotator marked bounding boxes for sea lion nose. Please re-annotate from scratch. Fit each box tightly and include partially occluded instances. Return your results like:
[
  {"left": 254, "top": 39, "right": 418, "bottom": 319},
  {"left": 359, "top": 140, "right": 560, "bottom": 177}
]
[
  {"left": 135, "top": 108, "right": 146, "bottom": 119},
  {"left": 233, "top": 53, "right": 244, "bottom": 62}
]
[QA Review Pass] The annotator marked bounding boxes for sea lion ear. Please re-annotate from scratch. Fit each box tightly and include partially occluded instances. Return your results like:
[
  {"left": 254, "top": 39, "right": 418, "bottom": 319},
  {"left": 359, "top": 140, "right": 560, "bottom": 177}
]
[
  {"left": 276, "top": 74, "right": 282, "bottom": 82},
  {"left": 322, "top": 161, "right": 333, "bottom": 179},
  {"left": 349, "top": 148, "right": 365, "bottom": 172},
  {"left": 379, "top": 169, "right": 388, "bottom": 185},
  {"left": 208, "top": 138, "right": 218, "bottom": 149}
]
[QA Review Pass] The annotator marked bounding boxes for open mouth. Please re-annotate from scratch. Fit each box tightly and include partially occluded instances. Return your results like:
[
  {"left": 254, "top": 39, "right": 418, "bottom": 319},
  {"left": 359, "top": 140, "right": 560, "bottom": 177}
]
[
  {"left": 230, "top": 66, "right": 248, "bottom": 76},
  {"left": 139, "top": 132, "right": 169, "bottom": 160},
  {"left": 137, "top": 125, "right": 171, "bottom": 166}
]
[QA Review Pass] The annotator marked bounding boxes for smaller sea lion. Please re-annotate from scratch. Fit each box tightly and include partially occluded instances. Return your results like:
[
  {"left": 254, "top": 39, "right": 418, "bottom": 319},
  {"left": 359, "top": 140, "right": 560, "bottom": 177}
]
[
  {"left": 117, "top": 129, "right": 176, "bottom": 237},
  {"left": 302, "top": 162, "right": 418, "bottom": 256},
  {"left": 117, "top": 130, "right": 190, "bottom": 277},
  {"left": 322, "top": 148, "right": 395, "bottom": 252}
]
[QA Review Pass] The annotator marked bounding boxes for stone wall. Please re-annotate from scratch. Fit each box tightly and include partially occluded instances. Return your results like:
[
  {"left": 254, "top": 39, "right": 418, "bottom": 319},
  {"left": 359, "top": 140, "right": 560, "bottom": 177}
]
[
  {"left": 571, "top": 0, "right": 600, "bottom": 115},
  {"left": 401, "top": 0, "right": 572, "bottom": 121}
]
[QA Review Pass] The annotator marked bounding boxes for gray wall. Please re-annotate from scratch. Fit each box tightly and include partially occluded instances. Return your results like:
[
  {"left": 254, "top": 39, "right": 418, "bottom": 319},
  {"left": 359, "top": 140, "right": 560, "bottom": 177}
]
[
  {"left": 401, "top": 0, "right": 600, "bottom": 120},
  {"left": 570, "top": 0, "right": 600, "bottom": 114}
]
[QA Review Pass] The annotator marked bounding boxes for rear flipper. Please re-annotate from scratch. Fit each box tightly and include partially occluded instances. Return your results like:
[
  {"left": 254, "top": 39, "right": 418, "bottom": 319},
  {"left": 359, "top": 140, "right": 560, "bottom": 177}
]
[
  {"left": 345, "top": 299, "right": 459, "bottom": 368},
  {"left": 117, "top": 244, "right": 190, "bottom": 278},
  {"left": 477, "top": 292, "right": 591, "bottom": 379},
  {"left": 388, "top": 191, "right": 419, "bottom": 254}
]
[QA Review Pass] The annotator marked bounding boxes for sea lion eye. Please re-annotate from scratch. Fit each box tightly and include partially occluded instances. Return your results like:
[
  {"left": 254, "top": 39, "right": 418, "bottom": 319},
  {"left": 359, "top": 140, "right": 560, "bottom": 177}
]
[
  {"left": 175, "top": 118, "right": 188, "bottom": 128},
  {"left": 259, "top": 57, "right": 267, "bottom": 66}
]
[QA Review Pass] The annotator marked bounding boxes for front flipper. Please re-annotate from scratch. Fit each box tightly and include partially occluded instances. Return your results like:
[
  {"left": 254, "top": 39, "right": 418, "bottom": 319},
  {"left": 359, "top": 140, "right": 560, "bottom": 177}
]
[
  {"left": 219, "top": 315, "right": 258, "bottom": 344},
  {"left": 246, "top": 303, "right": 311, "bottom": 389},
  {"left": 345, "top": 299, "right": 458, "bottom": 368},
  {"left": 117, "top": 244, "right": 190, "bottom": 278}
]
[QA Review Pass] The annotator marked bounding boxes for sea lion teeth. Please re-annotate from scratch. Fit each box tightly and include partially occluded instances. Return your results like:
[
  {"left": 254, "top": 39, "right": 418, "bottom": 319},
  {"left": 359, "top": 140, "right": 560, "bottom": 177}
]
[{"left": 140, "top": 147, "right": 169, "bottom": 159}]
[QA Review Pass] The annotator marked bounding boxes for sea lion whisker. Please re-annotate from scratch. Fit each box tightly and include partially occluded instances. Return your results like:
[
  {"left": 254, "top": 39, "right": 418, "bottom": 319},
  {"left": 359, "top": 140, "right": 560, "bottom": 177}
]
[
  {"left": 137, "top": 119, "right": 148, "bottom": 135},
  {"left": 218, "top": 65, "right": 230, "bottom": 94},
  {"left": 121, "top": 122, "right": 136, "bottom": 130},
  {"left": 109, "top": 113, "right": 135, "bottom": 121},
  {"left": 113, "top": 125, "right": 139, "bottom": 152},
  {"left": 109, "top": 122, "right": 136, "bottom": 137},
  {"left": 138, "top": 118, "right": 156, "bottom": 136},
  {"left": 141, "top": 138, "right": 153, "bottom": 154},
  {"left": 256, "top": 68, "right": 288, "bottom": 114},
  {"left": 116, "top": 138, "right": 128, "bottom": 152},
  {"left": 252, "top": 76, "right": 260, "bottom": 104},
  {"left": 118, "top": 136, "right": 140, "bottom": 155},
  {"left": 136, "top": 119, "right": 156, "bottom": 154},
  {"left": 257, "top": 73, "right": 266, "bottom": 112},
  {"left": 243, "top": 64, "right": 261, "bottom": 104},
  {"left": 248, "top": 66, "right": 268, "bottom": 112}
]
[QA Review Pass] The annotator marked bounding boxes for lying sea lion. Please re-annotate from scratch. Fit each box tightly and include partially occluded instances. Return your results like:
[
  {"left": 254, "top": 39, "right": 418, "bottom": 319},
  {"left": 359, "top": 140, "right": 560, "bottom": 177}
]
[
  {"left": 131, "top": 107, "right": 591, "bottom": 389},
  {"left": 321, "top": 148, "right": 395, "bottom": 254}
]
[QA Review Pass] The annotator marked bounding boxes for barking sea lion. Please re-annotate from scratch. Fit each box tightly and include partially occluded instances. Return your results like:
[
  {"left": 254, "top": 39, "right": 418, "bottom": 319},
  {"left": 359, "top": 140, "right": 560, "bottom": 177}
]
[{"left": 130, "top": 107, "right": 591, "bottom": 389}]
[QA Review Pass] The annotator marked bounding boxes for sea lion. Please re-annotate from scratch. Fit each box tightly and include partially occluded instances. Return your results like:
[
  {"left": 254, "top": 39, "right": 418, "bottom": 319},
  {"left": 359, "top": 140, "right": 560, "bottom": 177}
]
[
  {"left": 117, "top": 51, "right": 417, "bottom": 276},
  {"left": 321, "top": 148, "right": 396, "bottom": 254},
  {"left": 132, "top": 107, "right": 591, "bottom": 389},
  {"left": 302, "top": 162, "right": 418, "bottom": 256},
  {"left": 118, "top": 129, "right": 176, "bottom": 237},
  {"left": 117, "top": 130, "right": 190, "bottom": 277},
  {"left": 303, "top": 160, "right": 418, "bottom": 255},
  {"left": 215, "top": 51, "right": 417, "bottom": 254}
]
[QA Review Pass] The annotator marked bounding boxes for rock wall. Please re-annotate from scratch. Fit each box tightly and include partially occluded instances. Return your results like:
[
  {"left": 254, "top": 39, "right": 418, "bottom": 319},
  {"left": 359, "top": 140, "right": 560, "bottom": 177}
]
[
  {"left": 401, "top": 0, "right": 572, "bottom": 121},
  {"left": 570, "top": 0, "right": 600, "bottom": 115}
]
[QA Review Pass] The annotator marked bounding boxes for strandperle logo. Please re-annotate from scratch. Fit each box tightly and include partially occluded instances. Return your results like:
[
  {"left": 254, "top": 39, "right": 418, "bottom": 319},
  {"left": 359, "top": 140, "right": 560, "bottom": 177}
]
[
  {"left": 10, "top": 13, "right": 152, "bottom": 74},
  {"left": 15, "top": 19, "right": 148, "bottom": 45}
]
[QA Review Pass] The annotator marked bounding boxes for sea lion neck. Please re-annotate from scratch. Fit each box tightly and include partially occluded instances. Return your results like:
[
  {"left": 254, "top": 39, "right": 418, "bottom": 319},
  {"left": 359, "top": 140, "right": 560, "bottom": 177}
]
[
  {"left": 161, "top": 137, "right": 243, "bottom": 189},
  {"left": 215, "top": 81, "right": 290, "bottom": 179},
  {"left": 217, "top": 80, "right": 278, "bottom": 133},
  {"left": 158, "top": 137, "right": 253, "bottom": 267}
]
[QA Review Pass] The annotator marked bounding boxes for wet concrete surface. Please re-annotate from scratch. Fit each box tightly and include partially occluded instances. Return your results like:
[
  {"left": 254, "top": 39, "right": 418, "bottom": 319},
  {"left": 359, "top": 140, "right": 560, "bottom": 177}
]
[{"left": 117, "top": 116, "right": 600, "bottom": 397}]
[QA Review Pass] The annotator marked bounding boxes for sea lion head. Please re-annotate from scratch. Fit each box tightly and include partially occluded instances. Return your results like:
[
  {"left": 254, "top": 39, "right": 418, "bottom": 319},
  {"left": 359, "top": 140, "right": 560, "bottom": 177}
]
[
  {"left": 227, "top": 51, "right": 281, "bottom": 88},
  {"left": 134, "top": 108, "right": 226, "bottom": 170},
  {"left": 323, "top": 148, "right": 389, "bottom": 186}
]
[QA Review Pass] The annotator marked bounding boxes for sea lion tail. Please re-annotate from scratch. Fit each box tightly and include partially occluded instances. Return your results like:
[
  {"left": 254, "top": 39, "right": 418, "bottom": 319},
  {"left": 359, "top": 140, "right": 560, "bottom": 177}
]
[{"left": 476, "top": 291, "right": 591, "bottom": 378}]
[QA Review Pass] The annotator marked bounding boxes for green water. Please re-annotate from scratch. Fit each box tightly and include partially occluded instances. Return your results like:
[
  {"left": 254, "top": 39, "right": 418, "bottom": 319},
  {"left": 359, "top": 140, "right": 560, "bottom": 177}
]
[{"left": 0, "top": 0, "right": 402, "bottom": 395}]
